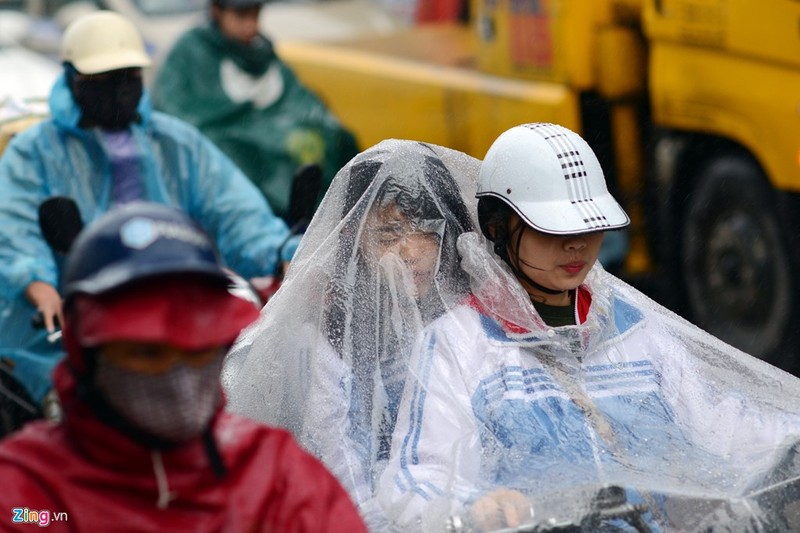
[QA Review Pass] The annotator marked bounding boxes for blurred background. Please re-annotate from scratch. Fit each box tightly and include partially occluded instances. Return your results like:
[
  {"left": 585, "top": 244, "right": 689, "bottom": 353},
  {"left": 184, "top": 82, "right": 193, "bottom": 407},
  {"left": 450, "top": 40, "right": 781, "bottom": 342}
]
[{"left": 3, "top": 0, "right": 800, "bottom": 375}]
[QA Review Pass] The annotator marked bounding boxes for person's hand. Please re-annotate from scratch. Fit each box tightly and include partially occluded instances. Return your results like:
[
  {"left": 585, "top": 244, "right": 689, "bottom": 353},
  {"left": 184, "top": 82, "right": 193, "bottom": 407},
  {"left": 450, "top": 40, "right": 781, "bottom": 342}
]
[
  {"left": 470, "top": 488, "right": 533, "bottom": 531},
  {"left": 25, "top": 281, "right": 63, "bottom": 333}
]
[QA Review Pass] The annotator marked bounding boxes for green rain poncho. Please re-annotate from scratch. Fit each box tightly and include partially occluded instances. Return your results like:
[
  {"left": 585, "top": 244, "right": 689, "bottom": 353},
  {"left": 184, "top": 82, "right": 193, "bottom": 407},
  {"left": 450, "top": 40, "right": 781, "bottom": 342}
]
[{"left": 153, "top": 25, "right": 359, "bottom": 219}]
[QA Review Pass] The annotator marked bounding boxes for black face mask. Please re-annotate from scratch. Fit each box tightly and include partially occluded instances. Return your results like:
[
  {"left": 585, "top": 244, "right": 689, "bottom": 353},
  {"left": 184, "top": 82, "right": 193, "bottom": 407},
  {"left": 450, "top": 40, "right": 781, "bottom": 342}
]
[{"left": 69, "top": 67, "right": 143, "bottom": 131}]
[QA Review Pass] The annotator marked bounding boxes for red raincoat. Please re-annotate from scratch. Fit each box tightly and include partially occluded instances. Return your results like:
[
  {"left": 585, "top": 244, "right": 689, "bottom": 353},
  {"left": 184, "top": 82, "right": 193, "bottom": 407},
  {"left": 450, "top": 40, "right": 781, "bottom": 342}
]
[{"left": 0, "top": 361, "right": 367, "bottom": 532}]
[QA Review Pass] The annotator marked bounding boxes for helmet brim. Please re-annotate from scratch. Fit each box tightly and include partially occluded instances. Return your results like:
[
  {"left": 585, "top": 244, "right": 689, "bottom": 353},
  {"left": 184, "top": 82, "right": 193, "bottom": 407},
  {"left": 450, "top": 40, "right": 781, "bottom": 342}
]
[
  {"left": 71, "top": 49, "right": 151, "bottom": 75},
  {"left": 477, "top": 191, "right": 630, "bottom": 235},
  {"left": 66, "top": 258, "right": 230, "bottom": 298}
]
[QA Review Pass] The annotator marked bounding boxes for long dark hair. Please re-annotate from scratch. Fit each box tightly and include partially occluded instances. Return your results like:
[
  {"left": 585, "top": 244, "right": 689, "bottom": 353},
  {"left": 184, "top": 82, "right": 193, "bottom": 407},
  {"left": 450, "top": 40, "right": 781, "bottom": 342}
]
[{"left": 478, "top": 196, "right": 517, "bottom": 263}]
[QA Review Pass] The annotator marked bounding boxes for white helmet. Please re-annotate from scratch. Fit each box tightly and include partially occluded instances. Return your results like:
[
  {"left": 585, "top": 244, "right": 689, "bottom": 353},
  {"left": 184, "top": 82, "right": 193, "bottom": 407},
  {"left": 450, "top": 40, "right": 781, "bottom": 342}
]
[
  {"left": 61, "top": 11, "right": 151, "bottom": 75},
  {"left": 477, "top": 123, "right": 630, "bottom": 234}
]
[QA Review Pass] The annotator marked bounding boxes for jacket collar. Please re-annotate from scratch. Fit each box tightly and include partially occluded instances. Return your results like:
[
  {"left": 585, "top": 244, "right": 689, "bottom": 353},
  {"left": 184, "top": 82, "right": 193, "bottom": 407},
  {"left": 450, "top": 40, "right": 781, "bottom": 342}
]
[{"left": 465, "top": 285, "right": 592, "bottom": 336}]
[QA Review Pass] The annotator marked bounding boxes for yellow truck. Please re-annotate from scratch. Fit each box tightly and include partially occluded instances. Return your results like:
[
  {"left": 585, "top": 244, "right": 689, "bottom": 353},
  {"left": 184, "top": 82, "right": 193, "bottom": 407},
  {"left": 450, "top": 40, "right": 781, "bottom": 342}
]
[{"left": 276, "top": 0, "right": 800, "bottom": 367}]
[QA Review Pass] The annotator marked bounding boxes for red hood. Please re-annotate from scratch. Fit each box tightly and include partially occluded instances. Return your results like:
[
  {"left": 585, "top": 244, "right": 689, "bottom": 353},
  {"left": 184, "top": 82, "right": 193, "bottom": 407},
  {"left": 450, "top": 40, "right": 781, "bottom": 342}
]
[{"left": 0, "top": 360, "right": 368, "bottom": 532}]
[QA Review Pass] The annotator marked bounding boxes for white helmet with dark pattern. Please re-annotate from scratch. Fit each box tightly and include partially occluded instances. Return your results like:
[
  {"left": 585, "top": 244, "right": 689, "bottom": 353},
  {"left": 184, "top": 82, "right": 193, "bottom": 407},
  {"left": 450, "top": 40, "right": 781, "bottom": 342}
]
[{"left": 477, "top": 122, "right": 630, "bottom": 235}]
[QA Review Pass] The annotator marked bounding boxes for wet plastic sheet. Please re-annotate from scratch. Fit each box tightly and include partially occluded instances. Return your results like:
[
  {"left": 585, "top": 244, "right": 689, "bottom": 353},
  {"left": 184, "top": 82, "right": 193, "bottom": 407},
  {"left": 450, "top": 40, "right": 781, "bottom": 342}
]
[
  {"left": 224, "top": 139, "right": 480, "bottom": 530},
  {"left": 223, "top": 140, "right": 800, "bottom": 532},
  {"left": 377, "top": 236, "right": 800, "bottom": 532}
]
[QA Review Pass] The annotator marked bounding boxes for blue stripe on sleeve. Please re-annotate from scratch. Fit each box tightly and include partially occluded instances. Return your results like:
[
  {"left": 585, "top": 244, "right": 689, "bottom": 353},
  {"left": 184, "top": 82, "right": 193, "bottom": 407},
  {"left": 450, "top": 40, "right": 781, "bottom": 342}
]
[{"left": 397, "top": 332, "right": 442, "bottom": 501}]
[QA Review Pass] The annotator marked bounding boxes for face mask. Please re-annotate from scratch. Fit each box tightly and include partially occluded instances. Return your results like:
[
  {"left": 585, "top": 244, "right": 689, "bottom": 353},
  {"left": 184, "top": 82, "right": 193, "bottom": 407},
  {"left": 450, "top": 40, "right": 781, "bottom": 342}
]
[
  {"left": 94, "top": 354, "right": 223, "bottom": 444},
  {"left": 70, "top": 69, "right": 143, "bottom": 131}
]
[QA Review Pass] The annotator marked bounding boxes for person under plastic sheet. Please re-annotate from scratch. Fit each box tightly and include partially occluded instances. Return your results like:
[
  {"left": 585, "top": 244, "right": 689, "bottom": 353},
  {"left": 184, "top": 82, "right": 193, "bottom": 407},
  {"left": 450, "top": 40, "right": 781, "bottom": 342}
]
[
  {"left": 222, "top": 139, "right": 479, "bottom": 530},
  {"left": 376, "top": 123, "right": 800, "bottom": 532}
]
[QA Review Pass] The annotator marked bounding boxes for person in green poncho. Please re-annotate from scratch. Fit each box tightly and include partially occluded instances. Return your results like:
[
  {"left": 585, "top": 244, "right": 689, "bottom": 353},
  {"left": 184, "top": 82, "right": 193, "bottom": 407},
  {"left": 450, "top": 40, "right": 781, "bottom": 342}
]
[{"left": 152, "top": 0, "right": 359, "bottom": 220}]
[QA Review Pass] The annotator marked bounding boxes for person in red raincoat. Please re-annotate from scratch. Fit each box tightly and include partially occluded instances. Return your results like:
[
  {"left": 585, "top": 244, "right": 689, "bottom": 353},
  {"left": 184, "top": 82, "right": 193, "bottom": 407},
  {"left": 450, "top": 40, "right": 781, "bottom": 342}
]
[{"left": 0, "top": 202, "right": 366, "bottom": 533}]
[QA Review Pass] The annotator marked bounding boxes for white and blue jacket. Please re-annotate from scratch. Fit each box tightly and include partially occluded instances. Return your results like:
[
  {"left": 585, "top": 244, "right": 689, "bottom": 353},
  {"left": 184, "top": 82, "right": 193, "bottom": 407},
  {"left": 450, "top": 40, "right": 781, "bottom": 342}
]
[{"left": 377, "top": 263, "right": 800, "bottom": 531}]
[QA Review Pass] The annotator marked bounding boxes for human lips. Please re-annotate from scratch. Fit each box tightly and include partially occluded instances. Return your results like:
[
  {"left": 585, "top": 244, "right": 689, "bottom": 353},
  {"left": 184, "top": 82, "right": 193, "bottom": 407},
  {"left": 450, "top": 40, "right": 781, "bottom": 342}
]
[
  {"left": 560, "top": 261, "right": 586, "bottom": 274},
  {"left": 412, "top": 269, "right": 432, "bottom": 283}
]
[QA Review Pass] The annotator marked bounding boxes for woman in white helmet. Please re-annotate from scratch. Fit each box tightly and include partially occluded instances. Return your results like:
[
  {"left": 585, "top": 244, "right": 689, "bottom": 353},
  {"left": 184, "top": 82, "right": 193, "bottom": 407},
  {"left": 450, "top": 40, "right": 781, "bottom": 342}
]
[{"left": 376, "top": 123, "right": 800, "bottom": 532}]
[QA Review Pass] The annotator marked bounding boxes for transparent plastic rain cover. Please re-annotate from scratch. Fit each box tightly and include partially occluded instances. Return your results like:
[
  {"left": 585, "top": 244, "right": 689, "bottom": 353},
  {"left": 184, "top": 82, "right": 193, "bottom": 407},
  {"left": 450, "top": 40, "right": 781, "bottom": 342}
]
[{"left": 223, "top": 139, "right": 800, "bottom": 532}]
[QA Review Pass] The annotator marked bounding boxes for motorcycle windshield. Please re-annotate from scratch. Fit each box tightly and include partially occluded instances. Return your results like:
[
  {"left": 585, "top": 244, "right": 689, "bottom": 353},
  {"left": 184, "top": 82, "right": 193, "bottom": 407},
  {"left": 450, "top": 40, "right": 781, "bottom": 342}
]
[{"left": 223, "top": 140, "right": 800, "bottom": 533}]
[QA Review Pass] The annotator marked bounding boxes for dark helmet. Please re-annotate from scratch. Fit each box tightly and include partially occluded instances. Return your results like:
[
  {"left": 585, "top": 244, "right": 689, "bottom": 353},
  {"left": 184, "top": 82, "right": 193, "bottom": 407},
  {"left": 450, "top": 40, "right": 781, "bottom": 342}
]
[
  {"left": 59, "top": 203, "right": 261, "bottom": 451},
  {"left": 62, "top": 202, "right": 260, "bottom": 358},
  {"left": 64, "top": 202, "right": 230, "bottom": 300}
]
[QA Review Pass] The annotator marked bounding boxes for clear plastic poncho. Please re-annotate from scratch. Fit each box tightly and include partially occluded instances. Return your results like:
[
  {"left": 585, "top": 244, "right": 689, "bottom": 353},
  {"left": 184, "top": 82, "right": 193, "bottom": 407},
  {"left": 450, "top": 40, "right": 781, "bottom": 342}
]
[
  {"left": 224, "top": 140, "right": 800, "bottom": 533},
  {"left": 376, "top": 237, "right": 800, "bottom": 531},
  {"left": 223, "top": 139, "right": 480, "bottom": 530}
]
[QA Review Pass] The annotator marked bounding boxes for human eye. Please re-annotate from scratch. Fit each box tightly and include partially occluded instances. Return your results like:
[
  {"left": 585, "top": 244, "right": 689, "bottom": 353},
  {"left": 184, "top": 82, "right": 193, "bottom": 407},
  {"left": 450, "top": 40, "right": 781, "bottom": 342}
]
[
  {"left": 100, "top": 342, "right": 169, "bottom": 373},
  {"left": 185, "top": 347, "right": 225, "bottom": 368},
  {"left": 375, "top": 226, "right": 402, "bottom": 246},
  {"left": 133, "top": 344, "right": 169, "bottom": 361},
  {"left": 378, "top": 237, "right": 400, "bottom": 249}
]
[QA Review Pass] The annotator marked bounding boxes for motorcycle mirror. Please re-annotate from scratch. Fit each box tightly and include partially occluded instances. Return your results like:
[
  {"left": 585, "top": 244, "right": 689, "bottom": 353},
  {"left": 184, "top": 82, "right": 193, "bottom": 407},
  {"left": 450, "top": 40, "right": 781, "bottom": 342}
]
[
  {"left": 286, "top": 163, "right": 323, "bottom": 231},
  {"left": 38, "top": 196, "right": 84, "bottom": 256}
]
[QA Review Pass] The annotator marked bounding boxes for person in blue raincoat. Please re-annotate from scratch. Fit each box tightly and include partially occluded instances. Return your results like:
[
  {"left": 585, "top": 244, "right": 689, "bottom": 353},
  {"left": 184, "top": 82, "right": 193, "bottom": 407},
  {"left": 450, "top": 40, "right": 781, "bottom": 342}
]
[{"left": 0, "top": 10, "right": 296, "bottom": 435}]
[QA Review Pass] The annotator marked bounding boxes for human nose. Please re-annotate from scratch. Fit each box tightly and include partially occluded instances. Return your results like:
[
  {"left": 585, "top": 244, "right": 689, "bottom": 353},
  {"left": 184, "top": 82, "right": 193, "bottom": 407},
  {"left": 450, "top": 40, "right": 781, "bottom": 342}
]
[
  {"left": 244, "top": 18, "right": 259, "bottom": 40},
  {"left": 563, "top": 235, "right": 587, "bottom": 251},
  {"left": 398, "top": 236, "right": 423, "bottom": 262},
  {"left": 401, "top": 231, "right": 436, "bottom": 259}
]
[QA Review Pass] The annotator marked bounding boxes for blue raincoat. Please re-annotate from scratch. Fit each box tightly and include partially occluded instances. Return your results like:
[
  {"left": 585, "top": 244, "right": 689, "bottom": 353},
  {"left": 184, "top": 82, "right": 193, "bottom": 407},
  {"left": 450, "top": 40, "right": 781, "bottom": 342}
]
[{"left": 0, "top": 73, "right": 294, "bottom": 405}]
